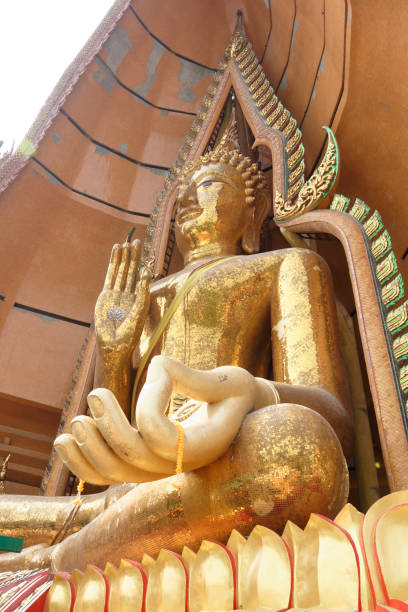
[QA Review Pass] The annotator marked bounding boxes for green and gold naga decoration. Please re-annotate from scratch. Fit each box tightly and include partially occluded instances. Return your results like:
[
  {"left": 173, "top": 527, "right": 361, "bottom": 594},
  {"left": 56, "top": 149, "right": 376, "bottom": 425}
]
[
  {"left": 275, "top": 126, "right": 338, "bottom": 222},
  {"left": 330, "top": 194, "right": 408, "bottom": 426}
]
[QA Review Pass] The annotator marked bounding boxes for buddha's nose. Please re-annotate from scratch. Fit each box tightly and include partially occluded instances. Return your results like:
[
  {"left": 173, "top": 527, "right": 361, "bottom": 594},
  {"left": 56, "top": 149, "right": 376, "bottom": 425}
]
[{"left": 179, "top": 182, "right": 197, "bottom": 206}]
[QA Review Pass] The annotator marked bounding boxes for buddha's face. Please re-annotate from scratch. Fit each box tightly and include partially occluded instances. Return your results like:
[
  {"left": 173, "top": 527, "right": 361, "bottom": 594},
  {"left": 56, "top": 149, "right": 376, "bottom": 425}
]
[{"left": 175, "top": 162, "right": 248, "bottom": 255}]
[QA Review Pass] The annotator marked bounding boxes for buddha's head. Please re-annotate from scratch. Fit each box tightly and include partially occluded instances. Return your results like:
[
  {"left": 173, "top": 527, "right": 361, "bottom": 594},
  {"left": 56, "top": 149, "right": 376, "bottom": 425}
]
[{"left": 174, "top": 124, "right": 271, "bottom": 262}]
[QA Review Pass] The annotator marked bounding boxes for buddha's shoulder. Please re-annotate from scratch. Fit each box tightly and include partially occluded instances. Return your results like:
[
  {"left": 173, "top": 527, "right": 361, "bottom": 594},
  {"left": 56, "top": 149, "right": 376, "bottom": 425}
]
[
  {"left": 151, "top": 247, "right": 323, "bottom": 292},
  {"left": 229, "top": 247, "right": 322, "bottom": 269},
  {"left": 216, "top": 249, "right": 328, "bottom": 285}
]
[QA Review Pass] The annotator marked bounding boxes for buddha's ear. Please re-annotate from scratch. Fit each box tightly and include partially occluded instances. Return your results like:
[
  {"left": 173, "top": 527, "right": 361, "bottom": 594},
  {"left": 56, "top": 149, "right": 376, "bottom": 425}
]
[{"left": 242, "top": 189, "right": 271, "bottom": 254}]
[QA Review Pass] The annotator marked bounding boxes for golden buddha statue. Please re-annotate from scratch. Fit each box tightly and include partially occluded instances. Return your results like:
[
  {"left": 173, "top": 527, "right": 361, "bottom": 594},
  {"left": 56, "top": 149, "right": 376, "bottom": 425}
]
[{"left": 0, "top": 125, "right": 352, "bottom": 573}]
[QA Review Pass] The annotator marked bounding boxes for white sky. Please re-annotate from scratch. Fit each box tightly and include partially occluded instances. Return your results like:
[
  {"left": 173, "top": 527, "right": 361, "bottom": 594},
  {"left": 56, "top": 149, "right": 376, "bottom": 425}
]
[{"left": 0, "top": 0, "right": 114, "bottom": 151}]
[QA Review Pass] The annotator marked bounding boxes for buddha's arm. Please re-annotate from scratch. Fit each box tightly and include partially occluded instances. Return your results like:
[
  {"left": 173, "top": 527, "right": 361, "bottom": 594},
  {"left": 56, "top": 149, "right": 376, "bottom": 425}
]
[
  {"left": 94, "top": 239, "right": 151, "bottom": 416},
  {"left": 94, "top": 348, "right": 132, "bottom": 418},
  {"left": 270, "top": 248, "right": 353, "bottom": 456}
]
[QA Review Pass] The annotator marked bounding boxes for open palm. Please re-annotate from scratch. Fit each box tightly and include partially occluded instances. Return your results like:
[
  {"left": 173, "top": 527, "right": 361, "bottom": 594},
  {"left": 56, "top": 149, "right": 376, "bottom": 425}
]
[{"left": 95, "top": 239, "right": 151, "bottom": 355}]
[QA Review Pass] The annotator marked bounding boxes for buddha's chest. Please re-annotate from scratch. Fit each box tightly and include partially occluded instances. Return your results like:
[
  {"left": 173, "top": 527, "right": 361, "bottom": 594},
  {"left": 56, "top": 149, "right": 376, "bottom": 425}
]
[{"left": 145, "top": 258, "right": 275, "bottom": 373}]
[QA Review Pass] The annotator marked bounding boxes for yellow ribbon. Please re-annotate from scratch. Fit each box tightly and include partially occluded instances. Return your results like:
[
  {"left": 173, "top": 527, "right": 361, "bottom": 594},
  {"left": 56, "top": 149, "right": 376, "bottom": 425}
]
[
  {"left": 130, "top": 256, "right": 236, "bottom": 421},
  {"left": 172, "top": 421, "right": 185, "bottom": 489},
  {"left": 73, "top": 478, "right": 85, "bottom": 506},
  {"left": 50, "top": 478, "right": 86, "bottom": 545}
]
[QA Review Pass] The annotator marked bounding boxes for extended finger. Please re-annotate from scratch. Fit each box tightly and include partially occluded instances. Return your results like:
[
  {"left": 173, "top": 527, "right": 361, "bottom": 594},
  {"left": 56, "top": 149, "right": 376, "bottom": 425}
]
[
  {"left": 87, "top": 388, "right": 174, "bottom": 474},
  {"left": 125, "top": 239, "right": 142, "bottom": 293},
  {"left": 114, "top": 242, "right": 131, "bottom": 291},
  {"left": 132, "top": 265, "right": 152, "bottom": 307},
  {"left": 71, "top": 415, "right": 167, "bottom": 483},
  {"left": 54, "top": 433, "right": 114, "bottom": 485},
  {"left": 104, "top": 244, "right": 121, "bottom": 290}
]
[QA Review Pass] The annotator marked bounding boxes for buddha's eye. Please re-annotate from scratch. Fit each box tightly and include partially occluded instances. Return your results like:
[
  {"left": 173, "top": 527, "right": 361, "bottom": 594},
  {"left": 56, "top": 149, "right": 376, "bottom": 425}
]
[{"left": 198, "top": 181, "right": 215, "bottom": 188}]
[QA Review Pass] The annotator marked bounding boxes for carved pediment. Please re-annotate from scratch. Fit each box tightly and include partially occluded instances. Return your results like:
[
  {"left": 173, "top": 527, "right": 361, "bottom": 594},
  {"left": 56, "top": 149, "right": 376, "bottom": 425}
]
[{"left": 142, "top": 13, "right": 312, "bottom": 274}]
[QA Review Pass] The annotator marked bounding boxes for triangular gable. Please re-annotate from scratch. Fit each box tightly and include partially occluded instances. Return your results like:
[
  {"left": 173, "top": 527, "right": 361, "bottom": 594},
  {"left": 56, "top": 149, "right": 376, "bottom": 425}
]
[{"left": 143, "top": 13, "right": 307, "bottom": 274}]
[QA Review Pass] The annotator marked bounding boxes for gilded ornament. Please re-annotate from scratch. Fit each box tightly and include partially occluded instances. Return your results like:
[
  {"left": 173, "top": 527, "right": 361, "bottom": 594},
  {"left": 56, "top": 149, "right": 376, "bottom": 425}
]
[
  {"left": 285, "top": 128, "right": 302, "bottom": 153},
  {"left": 287, "top": 143, "right": 304, "bottom": 169},
  {"left": 330, "top": 193, "right": 350, "bottom": 212},
  {"left": 288, "top": 159, "right": 305, "bottom": 185},
  {"left": 241, "top": 57, "right": 258, "bottom": 78},
  {"left": 393, "top": 333, "right": 408, "bottom": 362},
  {"left": 376, "top": 252, "right": 397, "bottom": 284},
  {"left": 400, "top": 364, "right": 408, "bottom": 392},
  {"left": 387, "top": 301, "right": 408, "bottom": 334},
  {"left": 256, "top": 87, "right": 271, "bottom": 108},
  {"left": 196, "top": 109, "right": 207, "bottom": 121},
  {"left": 372, "top": 230, "right": 392, "bottom": 259},
  {"left": 275, "top": 127, "right": 338, "bottom": 222},
  {"left": 286, "top": 175, "right": 305, "bottom": 199},
  {"left": 235, "top": 45, "right": 251, "bottom": 65},
  {"left": 364, "top": 210, "right": 384, "bottom": 238},
  {"left": 260, "top": 94, "right": 278, "bottom": 117},
  {"left": 349, "top": 197, "right": 370, "bottom": 221},
  {"left": 382, "top": 273, "right": 404, "bottom": 307},
  {"left": 265, "top": 101, "right": 283, "bottom": 125},
  {"left": 283, "top": 116, "right": 297, "bottom": 139},
  {"left": 253, "top": 80, "right": 270, "bottom": 102},
  {"left": 237, "top": 52, "right": 253, "bottom": 72},
  {"left": 246, "top": 63, "right": 262, "bottom": 84},
  {"left": 273, "top": 108, "right": 290, "bottom": 131},
  {"left": 229, "top": 29, "right": 245, "bottom": 59},
  {"left": 247, "top": 66, "right": 263, "bottom": 88}
]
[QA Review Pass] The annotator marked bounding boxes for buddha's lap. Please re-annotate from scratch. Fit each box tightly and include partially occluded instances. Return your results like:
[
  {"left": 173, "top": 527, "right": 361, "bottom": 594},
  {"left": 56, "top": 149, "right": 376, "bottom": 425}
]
[
  {"left": 50, "top": 403, "right": 347, "bottom": 570},
  {"left": 0, "top": 403, "right": 348, "bottom": 572},
  {"left": 194, "top": 402, "right": 348, "bottom": 532}
]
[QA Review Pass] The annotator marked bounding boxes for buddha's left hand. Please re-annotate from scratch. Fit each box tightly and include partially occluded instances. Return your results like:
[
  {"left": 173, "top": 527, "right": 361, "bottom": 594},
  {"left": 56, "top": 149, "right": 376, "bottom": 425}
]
[{"left": 54, "top": 357, "right": 280, "bottom": 484}]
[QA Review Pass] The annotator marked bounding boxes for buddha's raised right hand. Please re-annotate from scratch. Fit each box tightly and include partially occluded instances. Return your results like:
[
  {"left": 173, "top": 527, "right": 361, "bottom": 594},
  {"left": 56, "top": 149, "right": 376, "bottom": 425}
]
[
  {"left": 94, "top": 239, "right": 151, "bottom": 414},
  {"left": 54, "top": 356, "right": 280, "bottom": 484},
  {"left": 95, "top": 239, "right": 151, "bottom": 357}
]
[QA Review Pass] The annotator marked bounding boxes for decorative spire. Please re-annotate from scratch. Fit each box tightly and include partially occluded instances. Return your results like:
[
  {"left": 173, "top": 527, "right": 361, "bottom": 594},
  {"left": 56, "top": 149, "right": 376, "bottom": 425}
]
[
  {"left": 226, "top": 10, "right": 246, "bottom": 60},
  {"left": 215, "top": 109, "right": 240, "bottom": 152}
]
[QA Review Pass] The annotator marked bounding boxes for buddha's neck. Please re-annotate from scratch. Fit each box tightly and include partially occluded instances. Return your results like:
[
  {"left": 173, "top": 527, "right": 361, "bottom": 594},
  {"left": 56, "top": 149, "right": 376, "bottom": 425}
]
[{"left": 183, "top": 242, "right": 242, "bottom": 265}]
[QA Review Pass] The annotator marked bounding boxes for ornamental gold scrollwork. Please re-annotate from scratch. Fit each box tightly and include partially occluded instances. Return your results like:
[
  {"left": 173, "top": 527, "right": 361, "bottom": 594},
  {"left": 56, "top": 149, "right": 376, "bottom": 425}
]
[{"left": 275, "top": 126, "right": 339, "bottom": 222}]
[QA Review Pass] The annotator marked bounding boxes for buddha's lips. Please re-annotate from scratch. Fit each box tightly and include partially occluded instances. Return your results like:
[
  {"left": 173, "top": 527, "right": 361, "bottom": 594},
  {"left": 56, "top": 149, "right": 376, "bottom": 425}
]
[{"left": 177, "top": 206, "right": 203, "bottom": 224}]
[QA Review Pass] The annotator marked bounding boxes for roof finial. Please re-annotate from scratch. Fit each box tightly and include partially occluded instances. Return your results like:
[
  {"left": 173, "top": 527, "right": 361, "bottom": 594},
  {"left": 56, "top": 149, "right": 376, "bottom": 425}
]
[{"left": 225, "top": 9, "right": 246, "bottom": 60}]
